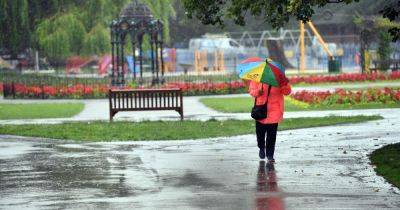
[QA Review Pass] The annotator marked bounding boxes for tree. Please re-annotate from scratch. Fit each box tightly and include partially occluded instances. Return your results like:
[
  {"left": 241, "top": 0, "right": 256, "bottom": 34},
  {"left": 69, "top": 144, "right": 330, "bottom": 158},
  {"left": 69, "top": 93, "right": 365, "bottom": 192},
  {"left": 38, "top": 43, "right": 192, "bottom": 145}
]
[
  {"left": 141, "top": 0, "right": 176, "bottom": 44},
  {"left": 182, "top": 0, "right": 399, "bottom": 41},
  {"left": 35, "top": 13, "right": 86, "bottom": 64},
  {"left": 377, "top": 31, "right": 392, "bottom": 70},
  {"left": 380, "top": 0, "right": 400, "bottom": 41},
  {"left": 41, "top": 29, "right": 71, "bottom": 64},
  {"left": 0, "top": 0, "right": 30, "bottom": 58},
  {"left": 1, "top": 0, "right": 177, "bottom": 63},
  {"left": 183, "top": 0, "right": 358, "bottom": 27},
  {"left": 354, "top": 15, "right": 399, "bottom": 71},
  {"left": 0, "top": 0, "right": 81, "bottom": 57},
  {"left": 82, "top": 24, "right": 110, "bottom": 56},
  {"left": 33, "top": 0, "right": 128, "bottom": 63}
]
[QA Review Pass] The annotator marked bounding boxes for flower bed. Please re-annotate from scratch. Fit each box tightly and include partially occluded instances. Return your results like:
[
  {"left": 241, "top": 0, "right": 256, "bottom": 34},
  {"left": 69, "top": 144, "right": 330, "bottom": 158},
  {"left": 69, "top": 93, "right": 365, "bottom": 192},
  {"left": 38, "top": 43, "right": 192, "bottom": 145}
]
[
  {"left": 289, "top": 72, "right": 400, "bottom": 84},
  {"left": 2, "top": 81, "right": 247, "bottom": 99},
  {"left": 291, "top": 88, "right": 400, "bottom": 106},
  {"left": 4, "top": 83, "right": 110, "bottom": 99},
  {"left": 162, "top": 81, "right": 247, "bottom": 96},
  {"left": 2, "top": 72, "right": 400, "bottom": 99}
]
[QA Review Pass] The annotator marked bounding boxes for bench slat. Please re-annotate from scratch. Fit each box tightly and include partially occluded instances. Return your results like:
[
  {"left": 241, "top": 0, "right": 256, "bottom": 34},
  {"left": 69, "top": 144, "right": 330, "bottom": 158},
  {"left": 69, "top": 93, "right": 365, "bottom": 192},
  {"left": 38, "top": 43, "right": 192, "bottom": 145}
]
[
  {"left": 151, "top": 92, "right": 154, "bottom": 108},
  {"left": 163, "top": 92, "right": 166, "bottom": 108}
]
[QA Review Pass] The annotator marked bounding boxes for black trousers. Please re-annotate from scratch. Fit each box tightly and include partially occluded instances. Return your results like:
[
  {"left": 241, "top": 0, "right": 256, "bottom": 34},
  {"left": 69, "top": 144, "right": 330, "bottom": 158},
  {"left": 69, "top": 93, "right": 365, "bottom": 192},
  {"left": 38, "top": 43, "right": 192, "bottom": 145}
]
[{"left": 256, "top": 121, "right": 278, "bottom": 158}]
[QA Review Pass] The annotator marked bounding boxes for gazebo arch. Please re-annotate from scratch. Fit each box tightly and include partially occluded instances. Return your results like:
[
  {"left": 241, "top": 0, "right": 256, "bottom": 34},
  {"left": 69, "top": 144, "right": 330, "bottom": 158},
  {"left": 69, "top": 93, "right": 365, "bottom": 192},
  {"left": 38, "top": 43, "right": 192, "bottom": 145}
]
[{"left": 110, "top": 0, "right": 164, "bottom": 86}]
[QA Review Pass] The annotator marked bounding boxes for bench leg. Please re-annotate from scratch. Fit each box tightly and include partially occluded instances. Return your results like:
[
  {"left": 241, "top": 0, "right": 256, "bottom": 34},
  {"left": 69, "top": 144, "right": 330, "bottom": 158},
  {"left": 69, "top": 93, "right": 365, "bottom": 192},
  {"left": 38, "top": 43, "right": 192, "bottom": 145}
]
[
  {"left": 179, "top": 108, "right": 184, "bottom": 121},
  {"left": 110, "top": 111, "right": 117, "bottom": 122}
]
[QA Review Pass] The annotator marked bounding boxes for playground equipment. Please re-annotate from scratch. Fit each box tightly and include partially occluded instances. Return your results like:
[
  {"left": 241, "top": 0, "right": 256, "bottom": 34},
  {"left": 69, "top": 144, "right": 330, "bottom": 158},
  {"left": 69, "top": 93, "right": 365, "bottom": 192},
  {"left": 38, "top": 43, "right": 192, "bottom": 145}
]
[
  {"left": 98, "top": 55, "right": 111, "bottom": 75},
  {"left": 299, "top": 21, "right": 338, "bottom": 73},
  {"left": 66, "top": 55, "right": 114, "bottom": 76},
  {"left": 66, "top": 56, "right": 98, "bottom": 74},
  {"left": 227, "top": 26, "right": 340, "bottom": 72},
  {"left": 163, "top": 48, "right": 177, "bottom": 72},
  {"left": 266, "top": 38, "right": 294, "bottom": 69},
  {"left": 194, "top": 50, "right": 226, "bottom": 73},
  {"left": 194, "top": 50, "right": 208, "bottom": 72},
  {"left": 213, "top": 50, "right": 225, "bottom": 71}
]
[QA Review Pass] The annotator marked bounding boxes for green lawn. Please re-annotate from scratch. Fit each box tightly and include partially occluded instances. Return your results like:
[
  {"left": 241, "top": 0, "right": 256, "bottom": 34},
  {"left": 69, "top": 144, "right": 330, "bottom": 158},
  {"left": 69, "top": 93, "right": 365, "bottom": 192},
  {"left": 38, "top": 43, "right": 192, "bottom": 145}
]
[
  {"left": 200, "top": 97, "right": 400, "bottom": 113},
  {"left": 370, "top": 143, "right": 400, "bottom": 188},
  {"left": 0, "top": 115, "right": 382, "bottom": 141},
  {"left": 0, "top": 103, "right": 85, "bottom": 120}
]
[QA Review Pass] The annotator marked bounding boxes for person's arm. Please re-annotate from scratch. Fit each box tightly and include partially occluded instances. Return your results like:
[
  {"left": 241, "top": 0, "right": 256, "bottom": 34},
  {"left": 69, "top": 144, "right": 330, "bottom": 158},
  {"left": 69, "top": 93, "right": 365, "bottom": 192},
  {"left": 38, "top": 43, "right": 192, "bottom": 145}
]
[{"left": 280, "top": 84, "right": 292, "bottom": 96}]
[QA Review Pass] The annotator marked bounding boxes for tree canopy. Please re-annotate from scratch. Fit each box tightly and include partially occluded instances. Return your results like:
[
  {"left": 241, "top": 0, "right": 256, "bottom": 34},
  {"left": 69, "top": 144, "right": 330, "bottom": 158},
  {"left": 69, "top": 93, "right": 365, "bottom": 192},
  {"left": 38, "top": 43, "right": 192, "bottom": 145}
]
[
  {"left": 182, "top": 0, "right": 399, "bottom": 41},
  {"left": 0, "top": 0, "right": 176, "bottom": 64}
]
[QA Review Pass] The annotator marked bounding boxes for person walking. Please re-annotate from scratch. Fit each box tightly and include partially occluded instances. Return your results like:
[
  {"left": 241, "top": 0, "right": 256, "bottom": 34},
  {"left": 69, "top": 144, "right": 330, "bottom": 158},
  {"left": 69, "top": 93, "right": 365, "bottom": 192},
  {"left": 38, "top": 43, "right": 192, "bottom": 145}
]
[{"left": 249, "top": 81, "right": 291, "bottom": 163}]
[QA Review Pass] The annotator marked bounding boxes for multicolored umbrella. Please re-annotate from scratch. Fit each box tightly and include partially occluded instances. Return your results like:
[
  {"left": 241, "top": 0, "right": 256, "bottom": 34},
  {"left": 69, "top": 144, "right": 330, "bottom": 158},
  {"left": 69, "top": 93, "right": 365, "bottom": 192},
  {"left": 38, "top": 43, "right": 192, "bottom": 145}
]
[{"left": 237, "top": 57, "right": 288, "bottom": 87}]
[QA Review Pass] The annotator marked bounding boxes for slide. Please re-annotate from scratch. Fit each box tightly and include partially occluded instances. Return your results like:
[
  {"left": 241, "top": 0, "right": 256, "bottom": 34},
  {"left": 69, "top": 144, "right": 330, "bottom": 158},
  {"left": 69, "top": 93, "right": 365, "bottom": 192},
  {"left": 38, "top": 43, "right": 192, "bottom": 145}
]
[
  {"left": 98, "top": 55, "right": 111, "bottom": 75},
  {"left": 266, "top": 38, "right": 294, "bottom": 69},
  {"left": 125, "top": 56, "right": 139, "bottom": 73},
  {"left": 66, "top": 56, "right": 97, "bottom": 74}
]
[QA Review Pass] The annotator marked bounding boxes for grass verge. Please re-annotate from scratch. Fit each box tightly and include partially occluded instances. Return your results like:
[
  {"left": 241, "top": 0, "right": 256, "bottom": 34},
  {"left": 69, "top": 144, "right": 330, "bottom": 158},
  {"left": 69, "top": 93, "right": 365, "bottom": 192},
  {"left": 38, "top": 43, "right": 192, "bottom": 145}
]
[
  {"left": 370, "top": 143, "right": 400, "bottom": 188},
  {"left": 0, "top": 103, "right": 85, "bottom": 120},
  {"left": 0, "top": 115, "right": 382, "bottom": 141},
  {"left": 200, "top": 97, "right": 400, "bottom": 113}
]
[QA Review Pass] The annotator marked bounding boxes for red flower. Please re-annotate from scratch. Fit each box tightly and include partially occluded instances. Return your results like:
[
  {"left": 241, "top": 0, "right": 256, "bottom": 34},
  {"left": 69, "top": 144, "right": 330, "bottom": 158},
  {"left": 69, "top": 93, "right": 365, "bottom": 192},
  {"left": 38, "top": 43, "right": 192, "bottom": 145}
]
[{"left": 43, "top": 86, "right": 57, "bottom": 96}]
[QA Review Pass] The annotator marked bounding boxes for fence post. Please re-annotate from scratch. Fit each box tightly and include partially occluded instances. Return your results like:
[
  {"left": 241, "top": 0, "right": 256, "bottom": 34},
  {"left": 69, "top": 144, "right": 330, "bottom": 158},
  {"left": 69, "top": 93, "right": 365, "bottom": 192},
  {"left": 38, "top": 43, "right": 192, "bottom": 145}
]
[
  {"left": 11, "top": 81, "right": 15, "bottom": 99},
  {"left": 41, "top": 84, "right": 45, "bottom": 99},
  {"left": 2, "top": 83, "right": 6, "bottom": 98}
]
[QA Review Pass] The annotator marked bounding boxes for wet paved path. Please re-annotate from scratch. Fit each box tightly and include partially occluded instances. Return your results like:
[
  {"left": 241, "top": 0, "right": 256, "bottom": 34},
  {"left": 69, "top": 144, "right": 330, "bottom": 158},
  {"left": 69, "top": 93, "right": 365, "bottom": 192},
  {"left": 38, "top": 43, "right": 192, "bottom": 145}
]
[{"left": 1, "top": 110, "right": 400, "bottom": 209}]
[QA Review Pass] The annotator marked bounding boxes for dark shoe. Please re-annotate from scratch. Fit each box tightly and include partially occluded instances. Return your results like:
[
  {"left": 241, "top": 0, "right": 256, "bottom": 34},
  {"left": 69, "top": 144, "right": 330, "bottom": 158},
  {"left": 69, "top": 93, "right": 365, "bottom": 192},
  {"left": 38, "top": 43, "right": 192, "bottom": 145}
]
[
  {"left": 259, "top": 149, "right": 266, "bottom": 160},
  {"left": 267, "top": 156, "right": 275, "bottom": 163}
]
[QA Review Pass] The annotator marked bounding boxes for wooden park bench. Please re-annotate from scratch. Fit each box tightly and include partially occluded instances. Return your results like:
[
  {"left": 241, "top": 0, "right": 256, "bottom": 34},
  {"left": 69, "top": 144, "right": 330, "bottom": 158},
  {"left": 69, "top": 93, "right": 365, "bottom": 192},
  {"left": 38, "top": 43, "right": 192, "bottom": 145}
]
[{"left": 109, "top": 88, "right": 183, "bottom": 121}]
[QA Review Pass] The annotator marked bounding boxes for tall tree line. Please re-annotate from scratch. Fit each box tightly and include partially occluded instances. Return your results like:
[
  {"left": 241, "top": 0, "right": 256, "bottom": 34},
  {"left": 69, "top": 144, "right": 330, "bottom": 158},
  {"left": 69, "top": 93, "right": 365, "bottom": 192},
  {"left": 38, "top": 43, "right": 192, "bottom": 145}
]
[{"left": 0, "top": 0, "right": 175, "bottom": 65}]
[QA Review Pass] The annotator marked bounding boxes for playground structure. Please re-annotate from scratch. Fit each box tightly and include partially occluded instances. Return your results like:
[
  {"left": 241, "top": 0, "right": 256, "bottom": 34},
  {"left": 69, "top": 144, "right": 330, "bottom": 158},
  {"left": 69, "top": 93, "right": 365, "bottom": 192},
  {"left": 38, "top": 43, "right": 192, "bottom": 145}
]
[
  {"left": 299, "top": 21, "right": 335, "bottom": 73},
  {"left": 193, "top": 50, "right": 225, "bottom": 72},
  {"left": 65, "top": 56, "right": 98, "bottom": 74},
  {"left": 266, "top": 39, "right": 294, "bottom": 69},
  {"left": 174, "top": 23, "right": 337, "bottom": 74},
  {"left": 227, "top": 23, "right": 340, "bottom": 72},
  {"left": 162, "top": 48, "right": 177, "bottom": 73},
  {"left": 63, "top": 22, "right": 342, "bottom": 77},
  {"left": 65, "top": 52, "right": 177, "bottom": 77},
  {"left": 60, "top": 20, "right": 400, "bottom": 77},
  {"left": 66, "top": 55, "right": 111, "bottom": 76}
]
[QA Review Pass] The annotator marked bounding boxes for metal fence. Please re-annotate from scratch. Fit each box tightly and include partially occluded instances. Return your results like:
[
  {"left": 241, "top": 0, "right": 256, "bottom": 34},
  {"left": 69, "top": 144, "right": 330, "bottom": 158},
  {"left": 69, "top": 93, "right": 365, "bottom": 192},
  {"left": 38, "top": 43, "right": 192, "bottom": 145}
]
[{"left": 0, "top": 70, "right": 244, "bottom": 99}]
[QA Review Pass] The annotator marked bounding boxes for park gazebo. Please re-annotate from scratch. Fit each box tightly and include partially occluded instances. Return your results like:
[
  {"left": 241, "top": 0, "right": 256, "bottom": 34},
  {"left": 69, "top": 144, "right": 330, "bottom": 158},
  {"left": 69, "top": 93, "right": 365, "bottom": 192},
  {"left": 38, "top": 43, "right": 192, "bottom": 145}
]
[{"left": 110, "top": 0, "right": 165, "bottom": 86}]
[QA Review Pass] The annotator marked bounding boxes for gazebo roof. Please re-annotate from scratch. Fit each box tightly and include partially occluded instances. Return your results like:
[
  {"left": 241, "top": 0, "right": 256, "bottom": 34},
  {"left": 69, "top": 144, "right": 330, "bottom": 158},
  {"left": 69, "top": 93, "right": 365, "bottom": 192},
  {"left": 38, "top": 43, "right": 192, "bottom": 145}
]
[{"left": 120, "top": 0, "right": 153, "bottom": 21}]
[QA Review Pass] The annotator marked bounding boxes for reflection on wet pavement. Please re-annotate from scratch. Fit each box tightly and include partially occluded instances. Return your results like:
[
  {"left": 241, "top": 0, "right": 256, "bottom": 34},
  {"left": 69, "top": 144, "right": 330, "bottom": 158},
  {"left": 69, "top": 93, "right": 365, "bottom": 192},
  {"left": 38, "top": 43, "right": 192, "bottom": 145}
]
[
  {"left": 1, "top": 111, "right": 400, "bottom": 209},
  {"left": 256, "top": 161, "right": 285, "bottom": 210}
]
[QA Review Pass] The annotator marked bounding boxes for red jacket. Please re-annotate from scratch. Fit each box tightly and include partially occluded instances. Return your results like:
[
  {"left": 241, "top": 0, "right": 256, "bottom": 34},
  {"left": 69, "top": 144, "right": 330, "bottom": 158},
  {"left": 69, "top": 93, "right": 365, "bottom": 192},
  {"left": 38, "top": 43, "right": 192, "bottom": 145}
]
[{"left": 249, "top": 81, "right": 292, "bottom": 124}]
